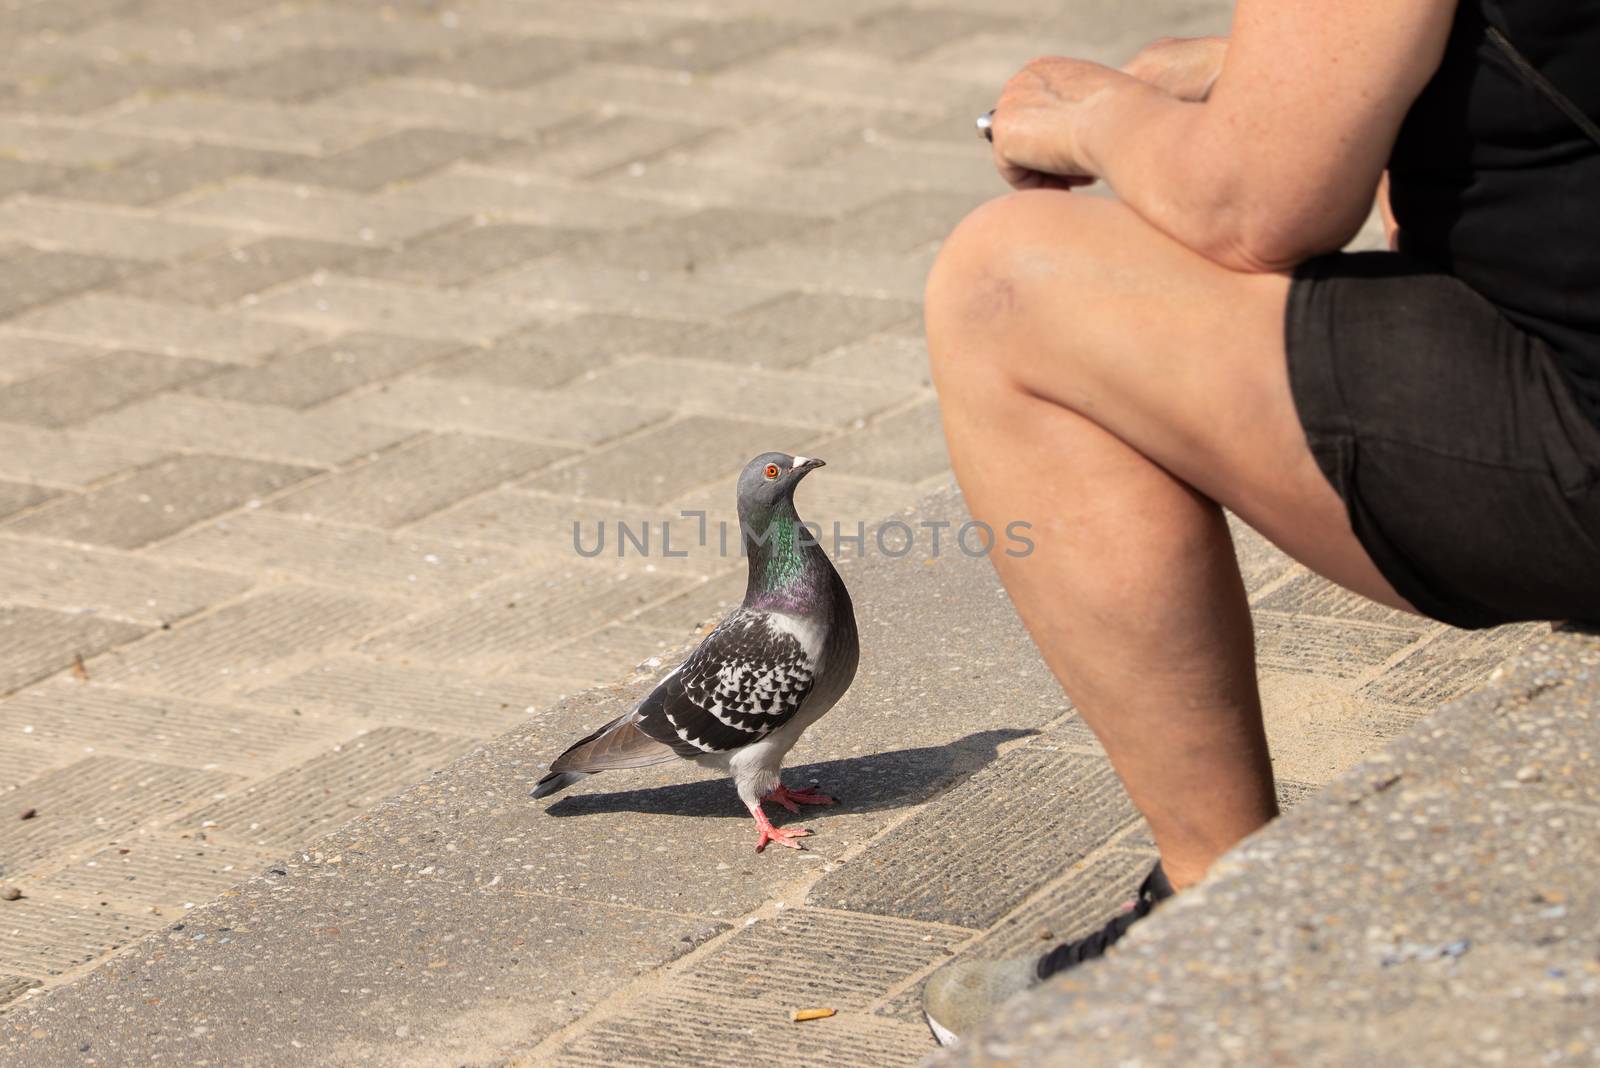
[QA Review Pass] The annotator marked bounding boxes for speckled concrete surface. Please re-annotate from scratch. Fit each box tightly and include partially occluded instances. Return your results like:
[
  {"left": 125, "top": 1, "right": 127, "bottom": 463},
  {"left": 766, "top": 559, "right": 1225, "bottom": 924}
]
[{"left": 939, "top": 628, "right": 1600, "bottom": 1068}]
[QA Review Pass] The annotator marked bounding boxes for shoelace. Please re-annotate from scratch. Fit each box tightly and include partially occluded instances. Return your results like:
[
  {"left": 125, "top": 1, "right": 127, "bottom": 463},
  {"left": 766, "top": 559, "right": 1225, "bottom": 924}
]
[{"left": 1035, "top": 862, "right": 1175, "bottom": 980}]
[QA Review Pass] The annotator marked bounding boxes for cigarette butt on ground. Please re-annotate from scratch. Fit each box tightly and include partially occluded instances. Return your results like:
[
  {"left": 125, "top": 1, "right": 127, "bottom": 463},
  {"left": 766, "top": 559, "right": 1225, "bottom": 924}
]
[{"left": 790, "top": 1007, "right": 836, "bottom": 1023}]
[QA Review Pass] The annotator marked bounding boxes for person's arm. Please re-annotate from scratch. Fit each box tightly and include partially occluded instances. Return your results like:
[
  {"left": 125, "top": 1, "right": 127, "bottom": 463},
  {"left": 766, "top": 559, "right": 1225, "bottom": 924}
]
[{"left": 989, "top": 0, "right": 1456, "bottom": 272}]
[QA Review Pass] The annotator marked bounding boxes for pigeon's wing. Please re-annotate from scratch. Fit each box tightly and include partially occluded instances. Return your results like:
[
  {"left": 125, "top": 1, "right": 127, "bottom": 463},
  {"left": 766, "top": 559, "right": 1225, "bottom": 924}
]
[{"left": 635, "top": 609, "right": 816, "bottom": 757}]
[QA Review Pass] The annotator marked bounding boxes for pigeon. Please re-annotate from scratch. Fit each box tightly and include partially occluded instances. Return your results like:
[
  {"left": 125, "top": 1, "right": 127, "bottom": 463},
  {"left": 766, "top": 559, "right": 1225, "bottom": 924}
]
[{"left": 531, "top": 452, "right": 859, "bottom": 852}]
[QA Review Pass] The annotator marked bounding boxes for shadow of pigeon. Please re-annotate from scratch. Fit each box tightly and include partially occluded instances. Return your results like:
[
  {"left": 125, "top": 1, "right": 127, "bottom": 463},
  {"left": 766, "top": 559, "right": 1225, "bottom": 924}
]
[{"left": 543, "top": 727, "right": 1037, "bottom": 820}]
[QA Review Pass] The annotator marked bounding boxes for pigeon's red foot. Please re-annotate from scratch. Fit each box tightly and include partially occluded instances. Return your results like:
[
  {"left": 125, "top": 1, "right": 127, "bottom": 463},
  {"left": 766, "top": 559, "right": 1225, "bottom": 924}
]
[
  {"left": 747, "top": 801, "right": 812, "bottom": 852},
  {"left": 762, "top": 783, "right": 838, "bottom": 813}
]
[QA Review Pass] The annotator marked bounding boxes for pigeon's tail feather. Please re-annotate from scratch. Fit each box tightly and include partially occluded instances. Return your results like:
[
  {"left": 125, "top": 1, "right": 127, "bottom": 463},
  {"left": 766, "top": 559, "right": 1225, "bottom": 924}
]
[{"left": 531, "top": 770, "right": 587, "bottom": 799}]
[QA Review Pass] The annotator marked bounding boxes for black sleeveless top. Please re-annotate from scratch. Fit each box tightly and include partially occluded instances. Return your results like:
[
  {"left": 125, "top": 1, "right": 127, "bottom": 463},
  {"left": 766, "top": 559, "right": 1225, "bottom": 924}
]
[{"left": 1387, "top": 0, "right": 1600, "bottom": 424}]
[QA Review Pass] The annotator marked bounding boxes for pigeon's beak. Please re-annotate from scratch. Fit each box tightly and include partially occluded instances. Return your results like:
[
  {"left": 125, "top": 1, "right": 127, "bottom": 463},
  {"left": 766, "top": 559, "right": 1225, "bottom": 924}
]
[{"left": 791, "top": 456, "right": 826, "bottom": 475}]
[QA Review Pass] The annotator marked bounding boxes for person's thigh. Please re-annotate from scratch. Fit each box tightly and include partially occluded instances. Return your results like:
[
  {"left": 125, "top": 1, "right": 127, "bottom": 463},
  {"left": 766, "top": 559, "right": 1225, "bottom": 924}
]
[{"left": 927, "top": 188, "right": 1414, "bottom": 612}]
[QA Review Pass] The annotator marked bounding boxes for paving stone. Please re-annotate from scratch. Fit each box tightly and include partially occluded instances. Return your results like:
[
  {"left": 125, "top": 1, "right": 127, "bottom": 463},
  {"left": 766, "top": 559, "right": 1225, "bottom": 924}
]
[
  {"left": 270, "top": 128, "right": 503, "bottom": 192},
  {"left": 807, "top": 335, "right": 932, "bottom": 389},
  {"left": 207, "top": 46, "right": 420, "bottom": 102},
  {"left": 0, "top": 351, "right": 219, "bottom": 429},
  {"left": 523, "top": 414, "right": 813, "bottom": 504},
  {"left": 1252, "top": 613, "right": 1431, "bottom": 682},
  {"left": 268, "top": 432, "right": 568, "bottom": 528},
  {"left": 1255, "top": 569, "right": 1438, "bottom": 629},
  {"left": 245, "top": 276, "right": 543, "bottom": 341},
  {"left": 0, "top": 896, "right": 163, "bottom": 979},
  {"left": 605, "top": 16, "right": 818, "bottom": 74},
  {"left": 527, "top": 63, "right": 785, "bottom": 124},
  {"left": 785, "top": 189, "right": 982, "bottom": 254},
  {"left": 963, "top": 847, "right": 1157, "bottom": 961},
  {"left": 668, "top": 292, "right": 920, "bottom": 368},
  {"left": 419, "top": 334, "right": 601, "bottom": 391},
  {"left": 825, "top": 141, "right": 1003, "bottom": 197},
  {"left": 827, "top": 6, "right": 1005, "bottom": 61},
  {"left": 90, "top": 585, "right": 401, "bottom": 698},
  {"left": 320, "top": 375, "right": 665, "bottom": 447},
  {"left": 628, "top": 567, "right": 749, "bottom": 630},
  {"left": 47, "top": 144, "right": 296, "bottom": 207},
  {"left": 83, "top": 393, "right": 415, "bottom": 465},
  {"left": 0, "top": 605, "right": 147, "bottom": 694},
  {"left": 598, "top": 155, "right": 896, "bottom": 217},
  {"left": 519, "top": 620, "right": 691, "bottom": 685},
  {"left": 386, "top": 169, "right": 679, "bottom": 230},
  {"left": 154, "top": 511, "right": 524, "bottom": 600},
  {"left": 0, "top": 480, "right": 60, "bottom": 519},
  {"left": 703, "top": 242, "right": 938, "bottom": 302},
  {"left": 315, "top": 80, "right": 582, "bottom": 139},
  {"left": 6, "top": 453, "right": 319, "bottom": 548},
  {"left": 106, "top": 97, "right": 386, "bottom": 153},
  {"left": 0, "top": 159, "right": 71, "bottom": 198},
  {"left": 3, "top": 682, "right": 353, "bottom": 776},
  {"left": 244, "top": 6, "right": 489, "bottom": 55},
  {"left": 349, "top": 220, "right": 583, "bottom": 286},
  {"left": 439, "top": 0, "right": 694, "bottom": 41},
  {"left": 557, "top": 205, "right": 814, "bottom": 274},
  {"left": 245, "top": 656, "right": 580, "bottom": 737},
  {"left": 809, "top": 750, "right": 1139, "bottom": 928},
  {"left": 0, "top": 534, "right": 250, "bottom": 625},
  {"left": 0, "top": 336, "right": 103, "bottom": 386},
  {"left": 409, "top": 35, "right": 594, "bottom": 88},
  {"left": 407, "top": 487, "right": 654, "bottom": 553},
  {"left": 0, "top": 119, "right": 155, "bottom": 166},
  {"left": 0, "top": 198, "right": 231, "bottom": 262},
  {"left": 0, "top": 58, "right": 204, "bottom": 115},
  {"left": 117, "top": 236, "right": 365, "bottom": 307},
  {"left": 171, "top": 179, "right": 460, "bottom": 245},
  {"left": 486, "top": 113, "right": 715, "bottom": 179},
  {"left": 719, "top": 47, "right": 985, "bottom": 114},
  {"left": 34, "top": 835, "right": 277, "bottom": 910},
  {"left": 7, "top": 293, "right": 311, "bottom": 362},
  {"left": 0, "top": 421, "right": 166, "bottom": 487},
  {"left": 477, "top": 259, "right": 773, "bottom": 320},
  {"left": 692, "top": 102, "right": 919, "bottom": 170},
  {"left": 1228, "top": 512, "right": 1299, "bottom": 595},
  {"left": 359, "top": 568, "right": 689, "bottom": 669},
  {"left": 0, "top": 975, "right": 41, "bottom": 1009},
  {"left": 191, "top": 725, "right": 477, "bottom": 848},
  {"left": 563, "top": 355, "right": 916, "bottom": 428},
  {"left": 182, "top": 332, "right": 461, "bottom": 408},
  {"left": 1357, "top": 624, "right": 1548, "bottom": 708},
  {"left": 0, "top": 756, "right": 239, "bottom": 873},
  {"left": 810, "top": 399, "right": 948, "bottom": 483},
  {"left": 0, "top": 248, "right": 143, "bottom": 320}
]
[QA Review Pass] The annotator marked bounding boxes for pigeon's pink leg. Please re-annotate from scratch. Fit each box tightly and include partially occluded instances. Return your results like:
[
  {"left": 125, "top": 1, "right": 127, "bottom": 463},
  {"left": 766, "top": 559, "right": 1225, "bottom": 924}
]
[
  {"left": 746, "top": 801, "right": 812, "bottom": 852},
  {"left": 762, "top": 784, "right": 837, "bottom": 813}
]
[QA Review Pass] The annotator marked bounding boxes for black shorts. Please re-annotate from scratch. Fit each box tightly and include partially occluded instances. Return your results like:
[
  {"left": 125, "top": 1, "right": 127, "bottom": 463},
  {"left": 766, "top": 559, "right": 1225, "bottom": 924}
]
[{"left": 1285, "top": 251, "right": 1600, "bottom": 629}]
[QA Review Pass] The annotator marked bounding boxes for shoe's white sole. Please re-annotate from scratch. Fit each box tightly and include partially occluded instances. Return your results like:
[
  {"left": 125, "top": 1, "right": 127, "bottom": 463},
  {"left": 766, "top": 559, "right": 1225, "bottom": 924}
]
[{"left": 924, "top": 1011, "right": 960, "bottom": 1048}]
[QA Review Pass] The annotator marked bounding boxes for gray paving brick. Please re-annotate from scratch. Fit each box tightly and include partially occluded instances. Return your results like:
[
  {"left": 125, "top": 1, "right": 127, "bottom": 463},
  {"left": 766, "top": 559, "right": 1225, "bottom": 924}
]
[
  {"left": 0, "top": 896, "right": 163, "bottom": 980},
  {"left": 1228, "top": 513, "right": 1299, "bottom": 596},
  {"left": 246, "top": 656, "right": 579, "bottom": 736},
  {"left": 557, "top": 206, "right": 814, "bottom": 274},
  {"left": 808, "top": 750, "right": 1139, "bottom": 927},
  {"left": 0, "top": 248, "right": 141, "bottom": 320},
  {"left": 0, "top": 605, "right": 148, "bottom": 694},
  {"left": 6, "top": 453, "right": 319, "bottom": 548},
  {"left": 596, "top": 155, "right": 895, "bottom": 217},
  {"left": 0, "top": 421, "right": 166, "bottom": 487},
  {"left": 1357, "top": 624, "right": 1547, "bottom": 708},
  {"left": 825, "top": 140, "right": 1002, "bottom": 196},
  {"left": 320, "top": 375, "right": 665, "bottom": 447},
  {"left": 105, "top": 97, "right": 386, "bottom": 153},
  {"left": 703, "top": 241, "right": 938, "bottom": 302},
  {"left": 46, "top": 144, "right": 295, "bottom": 207},
  {"left": 83, "top": 392, "right": 414, "bottom": 465},
  {"left": 693, "top": 102, "right": 917, "bottom": 170},
  {"left": 810, "top": 399, "right": 948, "bottom": 483},
  {"left": 965, "top": 848, "right": 1157, "bottom": 961},
  {"left": 527, "top": 63, "right": 785, "bottom": 124},
  {"left": 827, "top": 6, "right": 1006, "bottom": 60},
  {"left": 523, "top": 415, "right": 812, "bottom": 504},
  {"left": 476, "top": 259, "right": 773, "bottom": 320},
  {"left": 0, "top": 975, "right": 40, "bottom": 1009},
  {"left": 486, "top": 113, "right": 714, "bottom": 179},
  {"left": 0, "top": 336, "right": 100, "bottom": 386},
  {"left": 269, "top": 432, "right": 568, "bottom": 528},
  {"left": 0, "top": 59, "right": 203, "bottom": 115},
  {"left": 0, "top": 118, "right": 156, "bottom": 166},
  {"left": 0, "top": 534, "right": 251, "bottom": 625},
  {"left": 269, "top": 128, "right": 503, "bottom": 191},
  {"left": 359, "top": 568, "right": 688, "bottom": 667},
  {"left": 406, "top": 487, "right": 648, "bottom": 553},
  {"left": 669, "top": 291, "right": 920, "bottom": 368},
  {"left": 563, "top": 355, "right": 918, "bottom": 428},
  {"left": 245, "top": 6, "right": 490, "bottom": 55},
  {"left": 181, "top": 332, "right": 461, "bottom": 408},
  {"left": 191, "top": 725, "right": 476, "bottom": 848},
  {"left": 171, "top": 179, "right": 460, "bottom": 246},
  {"left": 208, "top": 46, "right": 419, "bottom": 102},
  {"left": 1252, "top": 613, "right": 1430, "bottom": 681},
  {"left": 785, "top": 189, "right": 982, "bottom": 253},
  {"left": 605, "top": 17, "right": 817, "bottom": 74},
  {"left": 155, "top": 511, "right": 523, "bottom": 599},
  {"left": 35, "top": 836, "right": 277, "bottom": 910},
  {"left": 0, "top": 159, "right": 70, "bottom": 198},
  {"left": 0, "top": 480, "right": 61, "bottom": 520},
  {"left": 315, "top": 80, "right": 582, "bottom": 139},
  {"left": 116, "top": 236, "right": 364, "bottom": 307},
  {"left": 807, "top": 335, "right": 932, "bottom": 388},
  {"left": 0, "top": 198, "right": 231, "bottom": 262},
  {"left": 91, "top": 585, "right": 401, "bottom": 697},
  {"left": 4, "top": 682, "right": 353, "bottom": 777},
  {"left": 409, "top": 35, "right": 593, "bottom": 88},
  {"left": 7, "top": 293, "right": 312, "bottom": 362},
  {"left": 422, "top": 315, "right": 701, "bottom": 394},
  {"left": 385, "top": 169, "right": 678, "bottom": 230},
  {"left": 0, "top": 351, "right": 219, "bottom": 429},
  {"left": 349, "top": 221, "right": 582, "bottom": 286},
  {"left": 245, "top": 277, "right": 543, "bottom": 341},
  {"left": 521, "top": 621, "right": 685, "bottom": 684},
  {"left": 1257, "top": 569, "right": 1439, "bottom": 629}
]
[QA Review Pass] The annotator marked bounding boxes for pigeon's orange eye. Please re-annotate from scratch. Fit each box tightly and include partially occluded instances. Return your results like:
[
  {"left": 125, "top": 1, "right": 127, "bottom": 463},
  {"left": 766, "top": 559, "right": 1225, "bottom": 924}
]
[{"left": 764, "top": 463, "right": 780, "bottom": 480}]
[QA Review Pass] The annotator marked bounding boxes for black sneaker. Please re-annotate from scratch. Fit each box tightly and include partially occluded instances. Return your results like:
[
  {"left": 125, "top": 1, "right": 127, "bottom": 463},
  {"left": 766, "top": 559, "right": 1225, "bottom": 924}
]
[{"left": 921, "top": 862, "right": 1174, "bottom": 1047}]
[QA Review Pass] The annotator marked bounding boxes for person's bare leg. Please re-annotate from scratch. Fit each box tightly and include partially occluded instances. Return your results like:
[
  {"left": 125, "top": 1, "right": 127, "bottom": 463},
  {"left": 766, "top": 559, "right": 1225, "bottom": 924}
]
[{"left": 926, "top": 190, "right": 1415, "bottom": 889}]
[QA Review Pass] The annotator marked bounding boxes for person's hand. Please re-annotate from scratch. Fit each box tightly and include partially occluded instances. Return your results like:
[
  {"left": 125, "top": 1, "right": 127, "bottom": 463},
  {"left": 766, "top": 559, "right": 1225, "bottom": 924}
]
[
  {"left": 990, "top": 56, "right": 1138, "bottom": 191},
  {"left": 1122, "top": 36, "right": 1228, "bottom": 102}
]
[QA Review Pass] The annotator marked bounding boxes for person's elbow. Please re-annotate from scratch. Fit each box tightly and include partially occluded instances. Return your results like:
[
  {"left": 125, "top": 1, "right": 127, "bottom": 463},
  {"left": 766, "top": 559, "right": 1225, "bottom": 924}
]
[{"left": 1203, "top": 193, "right": 1373, "bottom": 275}]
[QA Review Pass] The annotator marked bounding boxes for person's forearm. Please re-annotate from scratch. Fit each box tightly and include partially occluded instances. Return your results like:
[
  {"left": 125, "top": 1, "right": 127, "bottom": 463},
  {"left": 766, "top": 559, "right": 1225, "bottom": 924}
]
[{"left": 1074, "top": 81, "right": 1377, "bottom": 273}]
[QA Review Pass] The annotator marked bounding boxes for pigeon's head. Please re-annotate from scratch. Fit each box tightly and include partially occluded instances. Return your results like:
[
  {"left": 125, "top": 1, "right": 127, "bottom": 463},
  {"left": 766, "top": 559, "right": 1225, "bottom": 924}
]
[{"left": 735, "top": 452, "right": 825, "bottom": 519}]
